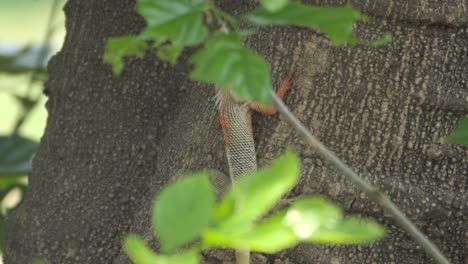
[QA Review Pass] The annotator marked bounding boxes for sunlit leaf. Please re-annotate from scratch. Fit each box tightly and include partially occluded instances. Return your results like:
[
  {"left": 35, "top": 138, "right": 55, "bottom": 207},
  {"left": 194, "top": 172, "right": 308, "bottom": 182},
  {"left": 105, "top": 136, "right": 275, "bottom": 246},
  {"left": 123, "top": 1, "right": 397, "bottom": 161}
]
[
  {"left": 153, "top": 173, "right": 216, "bottom": 253},
  {"left": 205, "top": 197, "right": 384, "bottom": 251},
  {"left": 0, "top": 178, "right": 26, "bottom": 205},
  {"left": 204, "top": 210, "right": 297, "bottom": 252},
  {"left": 190, "top": 33, "right": 272, "bottom": 104},
  {"left": 206, "top": 197, "right": 342, "bottom": 251},
  {"left": 283, "top": 197, "right": 342, "bottom": 239}
]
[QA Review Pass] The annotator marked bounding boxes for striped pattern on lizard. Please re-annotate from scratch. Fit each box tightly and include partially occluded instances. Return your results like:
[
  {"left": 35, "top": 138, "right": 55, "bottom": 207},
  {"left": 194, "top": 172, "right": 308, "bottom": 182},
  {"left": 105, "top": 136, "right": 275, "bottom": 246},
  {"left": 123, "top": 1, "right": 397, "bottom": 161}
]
[{"left": 214, "top": 72, "right": 295, "bottom": 264}]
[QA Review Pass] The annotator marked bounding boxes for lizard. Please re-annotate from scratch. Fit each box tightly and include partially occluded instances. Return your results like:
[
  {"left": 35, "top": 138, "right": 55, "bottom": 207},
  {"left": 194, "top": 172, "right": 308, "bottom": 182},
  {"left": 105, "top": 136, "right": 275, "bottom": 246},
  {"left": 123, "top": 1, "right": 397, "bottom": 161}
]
[{"left": 214, "top": 72, "right": 295, "bottom": 264}]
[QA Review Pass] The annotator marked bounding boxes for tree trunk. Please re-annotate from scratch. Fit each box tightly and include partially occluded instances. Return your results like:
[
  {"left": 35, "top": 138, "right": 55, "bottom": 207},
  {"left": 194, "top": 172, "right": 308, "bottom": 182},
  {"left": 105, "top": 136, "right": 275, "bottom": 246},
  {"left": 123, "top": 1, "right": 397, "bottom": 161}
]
[{"left": 5, "top": 0, "right": 467, "bottom": 263}]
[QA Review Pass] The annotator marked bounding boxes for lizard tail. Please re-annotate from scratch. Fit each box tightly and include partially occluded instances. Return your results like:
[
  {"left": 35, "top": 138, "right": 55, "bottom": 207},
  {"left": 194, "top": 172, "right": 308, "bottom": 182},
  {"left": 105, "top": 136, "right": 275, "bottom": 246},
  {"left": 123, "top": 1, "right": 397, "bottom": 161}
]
[{"left": 236, "top": 249, "right": 250, "bottom": 264}]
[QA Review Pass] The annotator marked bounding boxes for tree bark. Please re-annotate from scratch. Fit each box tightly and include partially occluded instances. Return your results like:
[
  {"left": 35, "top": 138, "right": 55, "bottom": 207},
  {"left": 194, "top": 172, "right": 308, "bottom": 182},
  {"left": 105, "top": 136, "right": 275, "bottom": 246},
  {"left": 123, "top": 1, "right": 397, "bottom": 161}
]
[{"left": 5, "top": 0, "right": 467, "bottom": 263}]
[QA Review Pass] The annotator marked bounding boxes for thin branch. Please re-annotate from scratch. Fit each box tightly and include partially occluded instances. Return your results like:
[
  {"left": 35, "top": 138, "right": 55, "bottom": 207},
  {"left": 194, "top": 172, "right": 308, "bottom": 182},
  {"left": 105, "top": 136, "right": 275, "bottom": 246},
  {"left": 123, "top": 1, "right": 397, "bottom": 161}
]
[{"left": 271, "top": 91, "right": 451, "bottom": 264}]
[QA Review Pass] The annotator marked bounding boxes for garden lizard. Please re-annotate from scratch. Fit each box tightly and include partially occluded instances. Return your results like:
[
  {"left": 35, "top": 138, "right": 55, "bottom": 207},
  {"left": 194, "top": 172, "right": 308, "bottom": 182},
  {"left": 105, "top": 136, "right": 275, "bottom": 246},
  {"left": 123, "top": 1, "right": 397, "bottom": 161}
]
[{"left": 214, "top": 72, "right": 295, "bottom": 264}]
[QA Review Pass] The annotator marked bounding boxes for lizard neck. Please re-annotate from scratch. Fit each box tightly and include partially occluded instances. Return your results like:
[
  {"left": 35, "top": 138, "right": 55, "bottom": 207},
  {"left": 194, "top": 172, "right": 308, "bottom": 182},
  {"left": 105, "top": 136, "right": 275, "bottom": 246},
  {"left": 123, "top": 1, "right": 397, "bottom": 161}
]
[{"left": 215, "top": 89, "right": 237, "bottom": 111}]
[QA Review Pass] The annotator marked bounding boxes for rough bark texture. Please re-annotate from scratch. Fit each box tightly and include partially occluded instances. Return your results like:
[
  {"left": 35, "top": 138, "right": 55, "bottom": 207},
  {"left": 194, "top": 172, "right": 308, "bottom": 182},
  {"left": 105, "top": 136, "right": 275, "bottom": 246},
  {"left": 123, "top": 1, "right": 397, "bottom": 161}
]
[{"left": 4, "top": 0, "right": 467, "bottom": 263}]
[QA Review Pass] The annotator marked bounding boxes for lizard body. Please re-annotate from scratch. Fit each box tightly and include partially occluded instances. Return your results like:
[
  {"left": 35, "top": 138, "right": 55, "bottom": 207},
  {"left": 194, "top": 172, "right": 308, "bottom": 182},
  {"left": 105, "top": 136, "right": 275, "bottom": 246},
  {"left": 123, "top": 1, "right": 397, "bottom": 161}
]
[
  {"left": 216, "top": 91, "right": 257, "bottom": 181},
  {"left": 215, "top": 73, "right": 294, "bottom": 264}
]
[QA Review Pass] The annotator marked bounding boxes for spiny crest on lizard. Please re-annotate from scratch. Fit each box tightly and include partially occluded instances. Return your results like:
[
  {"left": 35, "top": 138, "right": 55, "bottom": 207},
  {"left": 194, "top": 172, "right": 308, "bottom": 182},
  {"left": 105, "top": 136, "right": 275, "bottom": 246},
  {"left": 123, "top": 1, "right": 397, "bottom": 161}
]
[{"left": 214, "top": 89, "right": 243, "bottom": 111}]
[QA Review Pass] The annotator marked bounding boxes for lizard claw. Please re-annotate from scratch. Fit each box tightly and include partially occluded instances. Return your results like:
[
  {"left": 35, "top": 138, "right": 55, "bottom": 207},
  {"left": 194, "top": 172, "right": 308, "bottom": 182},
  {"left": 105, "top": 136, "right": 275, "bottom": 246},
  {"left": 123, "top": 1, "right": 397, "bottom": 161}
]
[{"left": 277, "top": 71, "right": 296, "bottom": 99}]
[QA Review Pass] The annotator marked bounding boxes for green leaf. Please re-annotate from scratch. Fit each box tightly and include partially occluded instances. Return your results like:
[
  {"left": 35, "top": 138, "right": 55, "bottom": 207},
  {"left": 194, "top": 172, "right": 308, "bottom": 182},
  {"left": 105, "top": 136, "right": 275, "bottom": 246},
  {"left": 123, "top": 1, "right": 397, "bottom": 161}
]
[
  {"left": 447, "top": 116, "right": 468, "bottom": 145},
  {"left": 138, "top": 0, "right": 209, "bottom": 45},
  {"left": 190, "top": 33, "right": 272, "bottom": 104},
  {"left": 214, "top": 150, "right": 300, "bottom": 232},
  {"left": 156, "top": 44, "right": 184, "bottom": 65},
  {"left": 260, "top": 0, "right": 290, "bottom": 12},
  {"left": 204, "top": 210, "right": 297, "bottom": 252},
  {"left": 123, "top": 235, "right": 159, "bottom": 264},
  {"left": 153, "top": 173, "right": 216, "bottom": 253},
  {"left": 123, "top": 235, "right": 199, "bottom": 264},
  {"left": 103, "top": 36, "right": 148, "bottom": 76},
  {"left": 0, "top": 175, "right": 26, "bottom": 189},
  {"left": 285, "top": 198, "right": 383, "bottom": 244},
  {"left": 246, "top": 3, "right": 366, "bottom": 44},
  {"left": 307, "top": 217, "right": 385, "bottom": 244},
  {"left": 0, "top": 135, "right": 38, "bottom": 175},
  {"left": 204, "top": 196, "right": 384, "bottom": 252},
  {"left": 0, "top": 177, "right": 26, "bottom": 205},
  {"left": 283, "top": 197, "right": 343, "bottom": 239}
]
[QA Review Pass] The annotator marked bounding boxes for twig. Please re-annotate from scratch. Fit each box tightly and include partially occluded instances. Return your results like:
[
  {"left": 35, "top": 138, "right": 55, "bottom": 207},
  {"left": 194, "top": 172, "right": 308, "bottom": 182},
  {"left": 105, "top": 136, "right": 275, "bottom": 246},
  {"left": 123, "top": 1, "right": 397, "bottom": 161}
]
[{"left": 271, "top": 91, "right": 451, "bottom": 264}]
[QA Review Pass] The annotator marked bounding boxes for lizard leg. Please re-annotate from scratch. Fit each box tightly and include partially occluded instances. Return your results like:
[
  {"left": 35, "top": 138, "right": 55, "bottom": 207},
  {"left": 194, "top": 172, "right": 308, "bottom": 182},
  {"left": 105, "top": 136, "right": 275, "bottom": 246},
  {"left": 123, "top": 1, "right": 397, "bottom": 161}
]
[
  {"left": 236, "top": 249, "right": 250, "bottom": 264},
  {"left": 249, "top": 71, "right": 295, "bottom": 115}
]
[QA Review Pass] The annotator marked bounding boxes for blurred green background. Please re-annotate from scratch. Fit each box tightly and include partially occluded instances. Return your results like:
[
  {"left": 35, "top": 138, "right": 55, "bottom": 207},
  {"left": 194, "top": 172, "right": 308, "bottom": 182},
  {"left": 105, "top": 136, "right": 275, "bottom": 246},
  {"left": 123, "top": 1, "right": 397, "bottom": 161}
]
[
  {"left": 0, "top": 0, "right": 66, "bottom": 258},
  {"left": 0, "top": 0, "right": 65, "bottom": 139}
]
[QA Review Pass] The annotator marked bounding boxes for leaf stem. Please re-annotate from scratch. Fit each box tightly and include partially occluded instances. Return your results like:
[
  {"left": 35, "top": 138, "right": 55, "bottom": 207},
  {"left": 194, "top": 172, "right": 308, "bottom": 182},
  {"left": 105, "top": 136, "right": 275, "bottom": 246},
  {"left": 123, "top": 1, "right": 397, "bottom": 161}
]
[
  {"left": 271, "top": 91, "right": 451, "bottom": 264},
  {"left": 208, "top": 5, "right": 240, "bottom": 32}
]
